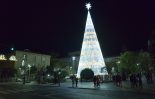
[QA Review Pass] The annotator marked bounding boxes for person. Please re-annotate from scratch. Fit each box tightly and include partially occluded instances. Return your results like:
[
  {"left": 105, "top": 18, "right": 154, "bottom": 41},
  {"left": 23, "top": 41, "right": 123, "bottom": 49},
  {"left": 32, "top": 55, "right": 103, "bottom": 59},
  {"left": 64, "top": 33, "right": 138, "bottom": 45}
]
[
  {"left": 117, "top": 74, "right": 122, "bottom": 87},
  {"left": 133, "top": 74, "right": 138, "bottom": 88},
  {"left": 115, "top": 74, "right": 119, "bottom": 86},
  {"left": 96, "top": 75, "right": 100, "bottom": 88},
  {"left": 54, "top": 75, "right": 57, "bottom": 85},
  {"left": 23, "top": 75, "right": 26, "bottom": 85},
  {"left": 71, "top": 75, "right": 75, "bottom": 87},
  {"left": 75, "top": 77, "right": 78, "bottom": 87},
  {"left": 112, "top": 75, "right": 116, "bottom": 85},
  {"left": 137, "top": 73, "right": 142, "bottom": 88},
  {"left": 93, "top": 76, "right": 97, "bottom": 88},
  {"left": 130, "top": 74, "right": 134, "bottom": 88},
  {"left": 57, "top": 75, "right": 60, "bottom": 87}
]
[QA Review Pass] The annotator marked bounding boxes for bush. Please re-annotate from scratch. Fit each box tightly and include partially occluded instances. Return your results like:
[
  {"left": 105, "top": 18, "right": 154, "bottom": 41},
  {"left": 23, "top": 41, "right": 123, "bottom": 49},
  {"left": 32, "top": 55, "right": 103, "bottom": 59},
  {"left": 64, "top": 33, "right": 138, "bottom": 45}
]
[
  {"left": 60, "top": 70, "right": 69, "bottom": 79},
  {"left": 52, "top": 70, "right": 69, "bottom": 83},
  {"left": 80, "top": 68, "right": 94, "bottom": 81}
]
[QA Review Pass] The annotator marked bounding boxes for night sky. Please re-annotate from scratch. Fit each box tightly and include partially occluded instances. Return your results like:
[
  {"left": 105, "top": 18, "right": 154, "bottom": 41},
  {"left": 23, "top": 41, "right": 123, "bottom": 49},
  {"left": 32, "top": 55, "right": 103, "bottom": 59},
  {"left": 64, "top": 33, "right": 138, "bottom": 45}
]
[{"left": 0, "top": 0, "right": 154, "bottom": 57}]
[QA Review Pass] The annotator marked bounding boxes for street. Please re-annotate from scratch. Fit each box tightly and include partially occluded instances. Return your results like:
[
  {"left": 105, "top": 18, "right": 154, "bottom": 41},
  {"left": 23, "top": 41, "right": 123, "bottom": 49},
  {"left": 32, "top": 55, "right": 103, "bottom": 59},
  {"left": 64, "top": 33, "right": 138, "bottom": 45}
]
[{"left": 0, "top": 81, "right": 155, "bottom": 99}]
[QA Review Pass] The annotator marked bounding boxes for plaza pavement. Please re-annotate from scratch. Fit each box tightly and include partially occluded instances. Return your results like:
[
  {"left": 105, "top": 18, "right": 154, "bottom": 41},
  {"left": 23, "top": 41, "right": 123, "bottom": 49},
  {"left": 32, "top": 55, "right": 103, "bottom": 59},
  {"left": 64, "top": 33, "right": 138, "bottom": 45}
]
[
  {"left": 23, "top": 78, "right": 155, "bottom": 95},
  {"left": 1, "top": 78, "right": 155, "bottom": 95}
]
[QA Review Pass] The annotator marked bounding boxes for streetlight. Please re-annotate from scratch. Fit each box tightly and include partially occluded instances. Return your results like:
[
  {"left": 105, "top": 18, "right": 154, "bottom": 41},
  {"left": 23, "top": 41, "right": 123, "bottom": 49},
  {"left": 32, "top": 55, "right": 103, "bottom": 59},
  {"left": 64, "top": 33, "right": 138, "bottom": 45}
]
[
  {"left": 70, "top": 67, "right": 72, "bottom": 74},
  {"left": 117, "top": 61, "right": 120, "bottom": 64},
  {"left": 72, "top": 56, "right": 76, "bottom": 74},
  {"left": 28, "top": 64, "right": 31, "bottom": 81},
  {"left": 116, "top": 61, "right": 121, "bottom": 73},
  {"left": 137, "top": 63, "right": 141, "bottom": 73},
  {"left": 111, "top": 67, "right": 115, "bottom": 74},
  {"left": 11, "top": 47, "right": 14, "bottom": 51},
  {"left": 137, "top": 63, "right": 139, "bottom": 66},
  {"left": 47, "top": 74, "right": 50, "bottom": 77}
]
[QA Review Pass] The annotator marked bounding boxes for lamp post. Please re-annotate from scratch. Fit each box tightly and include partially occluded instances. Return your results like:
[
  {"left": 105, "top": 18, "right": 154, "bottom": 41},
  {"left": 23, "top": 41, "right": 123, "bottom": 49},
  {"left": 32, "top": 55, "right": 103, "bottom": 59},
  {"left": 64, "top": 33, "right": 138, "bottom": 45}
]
[
  {"left": 22, "top": 59, "right": 25, "bottom": 84},
  {"left": 70, "top": 67, "right": 72, "bottom": 74},
  {"left": 72, "top": 56, "right": 76, "bottom": 74},
  {"left": 28, "top": 64, "right": 31, "bottom": 81},
  {"left": 116, "top": 61, "right": 120, "bottom": 73},
  {"left": 137, "top": 63, "right": 141, "bottom": 73},
  {"left": 22, "top": 54, "right": 27, "bottom": 84}
]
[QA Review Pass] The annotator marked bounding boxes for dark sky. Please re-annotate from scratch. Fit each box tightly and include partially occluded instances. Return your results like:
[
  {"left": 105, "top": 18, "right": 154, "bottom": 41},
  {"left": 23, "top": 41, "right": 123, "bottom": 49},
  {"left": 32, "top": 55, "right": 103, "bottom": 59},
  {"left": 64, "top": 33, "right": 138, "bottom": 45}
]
[{"left": 0, "top": 0, "right": 154, "bottom": 57}]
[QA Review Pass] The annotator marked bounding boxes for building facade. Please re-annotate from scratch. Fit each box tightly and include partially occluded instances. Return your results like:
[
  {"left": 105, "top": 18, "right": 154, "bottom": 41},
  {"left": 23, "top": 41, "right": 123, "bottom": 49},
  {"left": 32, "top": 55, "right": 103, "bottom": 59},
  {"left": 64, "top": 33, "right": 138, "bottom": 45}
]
[{"left": 15, "top": 50, "right": 51, "bottom": 69}]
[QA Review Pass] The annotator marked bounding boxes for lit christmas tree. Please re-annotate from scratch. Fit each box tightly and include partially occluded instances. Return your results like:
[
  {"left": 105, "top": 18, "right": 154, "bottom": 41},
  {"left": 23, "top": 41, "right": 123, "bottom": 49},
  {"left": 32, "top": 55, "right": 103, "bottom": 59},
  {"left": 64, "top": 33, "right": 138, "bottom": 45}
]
[{"left": 77, "top": 3, "right": 107, "bottom": 78}]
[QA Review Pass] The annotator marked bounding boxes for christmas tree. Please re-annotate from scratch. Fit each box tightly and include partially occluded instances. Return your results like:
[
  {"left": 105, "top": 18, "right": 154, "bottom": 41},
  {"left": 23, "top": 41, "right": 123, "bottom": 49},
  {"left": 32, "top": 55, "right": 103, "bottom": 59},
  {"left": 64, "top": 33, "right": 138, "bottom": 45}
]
[{"left": 77, "top": 3, "right": 107, "bottom": 78}]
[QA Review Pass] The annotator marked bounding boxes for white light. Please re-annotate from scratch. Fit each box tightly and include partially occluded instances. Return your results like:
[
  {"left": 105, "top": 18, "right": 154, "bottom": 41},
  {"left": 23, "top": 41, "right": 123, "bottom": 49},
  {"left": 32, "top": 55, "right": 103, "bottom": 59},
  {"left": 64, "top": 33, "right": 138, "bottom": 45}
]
[
  {"left": 117, "top": 61, "right": 120, "bottom": 64},
  {"left": 137, "top": 63, "right": 139, "bottom": 66},
  {"left": 47, "top": 74, "right": 50, "bottom": 77},
  {"left": 72, "top": 56, "right": 76, "bottom": 61},
  {"left": 28, "top": 64, "right": 31, "bottom": 68},
  {"left": 86, "top": 3, "right": 91, "bottom": 10},
  {"left": 9, "top": 55, "right": 17, "bottom": 61},
  {"left": 22, "top": 60, "right": 25, "bottom": 66},
  {"left": 11, "top": 47, "right": 14, "bottom": 51},
  {"left": 0, "top": 54, "right": 7, "bottom": 60}
]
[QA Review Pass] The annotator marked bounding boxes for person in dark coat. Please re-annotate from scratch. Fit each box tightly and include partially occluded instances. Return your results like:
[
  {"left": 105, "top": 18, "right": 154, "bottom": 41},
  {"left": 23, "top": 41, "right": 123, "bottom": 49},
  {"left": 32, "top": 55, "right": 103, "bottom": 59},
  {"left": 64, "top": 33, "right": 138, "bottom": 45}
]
[
  {"left": 71, "top": 75, "right": 76, "bottom": 88},
  {"left": 137, "top": 73, "right": 143, "bottom": 88},
  {"left": 130, "top": 74, "right": 134, "bottom": 88},
  {"left": 96, "top": 75, "right": 100, "bottom": 88},
  {"left": 117, "top": 74, "right": 122, "bottom": 87},
  {"left": 75, "top": 77, "right": 78, "bottom": 87},
  {"left": 133, "top": 74, "right": 138, "bottom": 88},
  {"left": 93, "top": 76, "right": 97, "bottom": 88}
]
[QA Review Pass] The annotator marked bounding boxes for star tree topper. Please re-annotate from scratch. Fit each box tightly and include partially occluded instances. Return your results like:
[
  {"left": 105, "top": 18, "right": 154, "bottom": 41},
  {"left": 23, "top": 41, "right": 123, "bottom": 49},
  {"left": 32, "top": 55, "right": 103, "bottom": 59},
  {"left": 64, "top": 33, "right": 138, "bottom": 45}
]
[{"left": 86, "top": 3, "right": 91, "bottom": 10}]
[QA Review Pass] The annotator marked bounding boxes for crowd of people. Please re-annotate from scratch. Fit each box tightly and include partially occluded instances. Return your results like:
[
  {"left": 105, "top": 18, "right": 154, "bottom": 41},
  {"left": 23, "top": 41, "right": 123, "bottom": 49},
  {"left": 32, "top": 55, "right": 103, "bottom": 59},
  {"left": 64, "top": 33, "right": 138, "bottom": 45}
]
[
  {"left": 112, "top": 73, "right": 122, "bottom": 87},
  {"left": 70, "top": 75, "right": 101, "bottom": 88},
  {"left": 112, "top": 73, "right": 143, "bottom": 88},
  {"left": 129, "top": 73, "right": 142, "bottom": 88},
  {"left": 145, "top": 72, "right": 154, "bottom": 84},
  {"left": 70, "top": 73, "right": 153, "bottom": 89},
  {"left": 69, "top": 72, "right": 154, "bottom": 89},
  {"left": 35, "top": 72, "right": 153, "bottom": 89}
]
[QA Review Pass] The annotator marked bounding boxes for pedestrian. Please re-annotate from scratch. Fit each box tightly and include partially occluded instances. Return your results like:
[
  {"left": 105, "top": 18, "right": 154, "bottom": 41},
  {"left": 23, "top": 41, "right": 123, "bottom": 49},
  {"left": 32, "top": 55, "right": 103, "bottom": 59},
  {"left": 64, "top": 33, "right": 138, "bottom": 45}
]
[
  {"left": 71, "top": 75, "right": 75, "bottom": 87},
  {"left": 133, "top": 74, "right": 138, "bottom": 88},
  {"left": 23, "top": 75, "right": 26, "bottom": 85},
  {"left": 57, "top": 75, "right": 60, "bottom": 87},
  {"left": 115, "top": 74, "right": 119, "bottom": 86},
  {"left": 75, "top": 77, "right": 78, "bottom": 87},
  {"left": 130, "top": 74, "right": 134, "bottom": 88},
  {"left": 93, "top": 76, "right": 97, "bottom": 88},
  {"left": 117, "top": 74, "right": 122, "bottom": 87},
  {"left": 96, "top": 75, "right": 100, "bottom": 88},
  {"left": 112, "top": 75, "right": 116, "bottom": 85},
  {"left": 137, "top": 73, "right": 142, "bottom": 88}
]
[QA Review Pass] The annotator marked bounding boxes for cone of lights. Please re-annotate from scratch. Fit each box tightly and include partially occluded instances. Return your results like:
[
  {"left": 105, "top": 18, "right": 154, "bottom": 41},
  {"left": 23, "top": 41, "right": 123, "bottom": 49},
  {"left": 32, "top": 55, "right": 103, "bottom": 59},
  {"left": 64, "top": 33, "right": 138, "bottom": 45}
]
[{"left": 77, "top": 3, "right": 107, "bottom": 78}]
